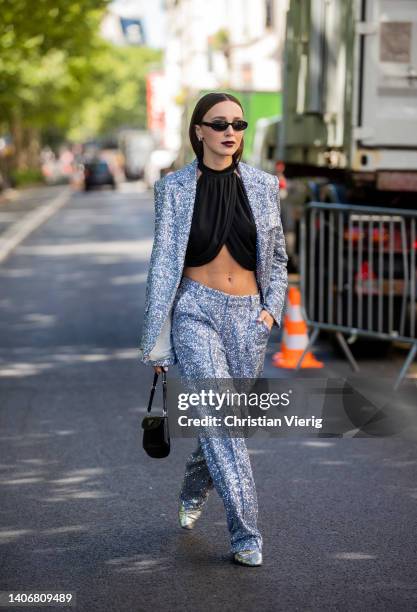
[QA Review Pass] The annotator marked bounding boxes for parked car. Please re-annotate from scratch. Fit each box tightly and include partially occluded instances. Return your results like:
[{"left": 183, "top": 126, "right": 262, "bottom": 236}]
[{"left": 83, "top": 159, "right": 116, "bottom": 191}]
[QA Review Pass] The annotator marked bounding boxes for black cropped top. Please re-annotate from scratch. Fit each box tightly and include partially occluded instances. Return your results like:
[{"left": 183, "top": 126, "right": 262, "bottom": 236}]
[{"left": 184, "top": 158, "right": 257, "bottom": 270}]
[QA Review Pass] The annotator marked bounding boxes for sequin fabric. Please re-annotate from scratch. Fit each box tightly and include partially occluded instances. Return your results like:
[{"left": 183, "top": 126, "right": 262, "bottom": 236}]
[
  {"left": 172, "top": 275, "right": 271, "bottom": 554},
  {"left": 138, "top": 157, "right": 288, "bottom": 366}
]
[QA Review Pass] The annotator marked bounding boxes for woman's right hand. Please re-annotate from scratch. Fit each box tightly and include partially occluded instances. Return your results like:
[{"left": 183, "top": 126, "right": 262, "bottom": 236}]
[{"left": 153, "top": 366, "right": 168, "bottom": 375}]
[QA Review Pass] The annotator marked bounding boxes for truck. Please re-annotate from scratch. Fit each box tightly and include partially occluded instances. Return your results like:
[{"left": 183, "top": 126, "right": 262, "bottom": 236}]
[
  {"left": 118, "top": 129, "right": 155, "bottom": 180},
  {"left": 277, "top": 0, "right": 417, "bottom": 268},
  {"left": 271, "top": 0, "right": 417, "bottom": 360}
]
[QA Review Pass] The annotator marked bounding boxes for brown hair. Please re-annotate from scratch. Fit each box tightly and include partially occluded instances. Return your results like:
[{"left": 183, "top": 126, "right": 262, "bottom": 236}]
[{"left": 189, "top": 92, "right": 245, "bottom": 164}]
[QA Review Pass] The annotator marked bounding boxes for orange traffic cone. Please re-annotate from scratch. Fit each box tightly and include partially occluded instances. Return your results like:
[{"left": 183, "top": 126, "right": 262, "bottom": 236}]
[{"left": 272, "top": 287, "right": 324, "bottom": 369}]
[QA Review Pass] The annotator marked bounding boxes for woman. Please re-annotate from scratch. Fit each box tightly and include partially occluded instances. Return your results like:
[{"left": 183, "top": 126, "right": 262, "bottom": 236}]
[{"left": 138, "top": 92, "right": 288, "bottom": 567}]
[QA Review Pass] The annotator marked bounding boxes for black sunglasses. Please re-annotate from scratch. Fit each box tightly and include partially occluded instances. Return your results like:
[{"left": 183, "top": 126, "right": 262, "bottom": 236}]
[{"left": 200, "top": 120, "right": 248, "bottom": 132}]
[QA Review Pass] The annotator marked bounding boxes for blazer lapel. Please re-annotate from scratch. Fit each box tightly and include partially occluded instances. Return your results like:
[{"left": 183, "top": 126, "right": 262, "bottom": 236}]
[
  {"left": 235, "top": 161, "right": 265, "bottom": 227},
  {"left": 236, "top": 161, "right": 269, "bottom": 301},
  {"left": 172, "top": 159, "right": 199, "bottom": 266}
]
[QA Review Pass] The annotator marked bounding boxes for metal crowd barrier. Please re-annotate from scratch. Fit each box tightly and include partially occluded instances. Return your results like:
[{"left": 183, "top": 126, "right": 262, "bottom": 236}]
[{"left": 299, "top": 202, "right": 417, "bottom": 389}]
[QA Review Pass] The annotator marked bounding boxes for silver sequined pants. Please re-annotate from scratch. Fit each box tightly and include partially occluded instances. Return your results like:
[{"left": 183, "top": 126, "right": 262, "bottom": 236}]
[{"left": 172, "top": 276, "right": 271, "bottom": 554}]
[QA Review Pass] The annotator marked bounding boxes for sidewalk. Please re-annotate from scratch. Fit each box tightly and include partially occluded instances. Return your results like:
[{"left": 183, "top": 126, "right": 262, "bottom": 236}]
[{"left": 0, "top": 183, "right": 71, "bottom": 263}]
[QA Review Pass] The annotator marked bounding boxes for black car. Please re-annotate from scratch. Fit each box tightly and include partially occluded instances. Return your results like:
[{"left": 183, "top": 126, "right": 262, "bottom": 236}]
[{"left": 83, "top": 160, "right": 116, "bottom": 191}]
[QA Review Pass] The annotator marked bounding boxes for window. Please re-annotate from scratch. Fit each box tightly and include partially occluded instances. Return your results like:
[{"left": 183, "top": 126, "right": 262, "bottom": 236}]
[{"left": 265, "top": 0, "right": 274, "bottom": 29}]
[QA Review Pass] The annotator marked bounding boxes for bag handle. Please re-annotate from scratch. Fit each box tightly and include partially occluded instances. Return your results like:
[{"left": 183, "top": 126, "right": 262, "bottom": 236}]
[{"left": 146, "top": 371, "right": 167, "bottom": 416}]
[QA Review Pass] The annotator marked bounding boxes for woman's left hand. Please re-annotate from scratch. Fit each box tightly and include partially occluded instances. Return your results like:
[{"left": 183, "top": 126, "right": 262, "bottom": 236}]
[{"left": 257, "top": 310, "right": 274, "bottom": 331}]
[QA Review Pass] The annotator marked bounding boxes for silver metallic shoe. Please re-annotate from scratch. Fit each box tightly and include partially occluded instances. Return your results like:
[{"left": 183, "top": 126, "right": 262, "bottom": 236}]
[
  {"left": 178, "top": 502, "right": 203, "bottom": 530},
  {"left": 233, "top": 549, "right": 263, "bottom": 567}
]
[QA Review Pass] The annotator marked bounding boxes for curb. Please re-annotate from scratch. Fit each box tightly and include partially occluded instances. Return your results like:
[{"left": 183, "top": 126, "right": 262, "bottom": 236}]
[{"left": 0, "top": 188, "right": 21, "bottom": 205}]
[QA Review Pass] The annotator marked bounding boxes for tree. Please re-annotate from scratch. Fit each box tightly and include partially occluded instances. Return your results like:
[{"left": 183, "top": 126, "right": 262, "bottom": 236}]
[{"left": 0, "top": 0, "right": 110, "bottom": 174}]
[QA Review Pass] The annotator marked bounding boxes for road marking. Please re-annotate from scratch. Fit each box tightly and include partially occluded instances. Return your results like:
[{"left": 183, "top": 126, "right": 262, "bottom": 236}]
[{"left": 0, "top": 188, "right": 71, "bottom": 264}]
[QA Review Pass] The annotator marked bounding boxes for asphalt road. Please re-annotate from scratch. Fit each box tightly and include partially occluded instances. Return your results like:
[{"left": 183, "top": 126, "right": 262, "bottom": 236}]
[{"left": 0, "top": 184, "right": 416, "bottom": 612}]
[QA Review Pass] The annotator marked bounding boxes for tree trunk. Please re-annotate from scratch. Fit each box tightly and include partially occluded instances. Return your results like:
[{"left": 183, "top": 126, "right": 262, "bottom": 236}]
[{"left": 10, "top": 116, "right": 41, "bottom": 173}]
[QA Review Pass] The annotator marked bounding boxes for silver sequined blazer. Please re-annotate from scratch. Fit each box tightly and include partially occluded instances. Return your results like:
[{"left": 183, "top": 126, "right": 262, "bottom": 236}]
[{"left": 138, "top": 157, "right": 288, "bottom": 367}]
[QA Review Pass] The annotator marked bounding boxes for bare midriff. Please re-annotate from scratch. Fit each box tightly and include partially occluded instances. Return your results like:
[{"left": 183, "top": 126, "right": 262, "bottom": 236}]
[{"left": 182, "top": 168, "right": 259, "bottom": 297}]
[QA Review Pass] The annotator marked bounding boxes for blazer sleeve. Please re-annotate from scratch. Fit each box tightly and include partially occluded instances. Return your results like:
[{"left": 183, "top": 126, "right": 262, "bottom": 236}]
[
  {"left": 262, "top": 176, "right": 289, "bottom": 328},
  {"left": 143, "top": 178, "right": 165, "bottom": 310},
  {"left": 138, "top": 179, "right": 177, "bottom": 367},
  {"left": 141, "top": 178, "right": 163, "bottom": 317}
]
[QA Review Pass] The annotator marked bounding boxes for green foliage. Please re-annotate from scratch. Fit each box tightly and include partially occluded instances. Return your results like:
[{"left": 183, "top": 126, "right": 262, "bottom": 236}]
[
  {"left": 0, "top": 0, "right": 162, "bottom": 151},
  {"left": 67, "top": 45, "right": 162, "bottom": 141},
  {"left": 10, "top": 168, "right": 45, "bottom": 186},
  {"left": 0, "top": 0, "right": 110, "bottom": 118},
  {"left": 211, "top": 28, "right": 230, "bottom": 51}
]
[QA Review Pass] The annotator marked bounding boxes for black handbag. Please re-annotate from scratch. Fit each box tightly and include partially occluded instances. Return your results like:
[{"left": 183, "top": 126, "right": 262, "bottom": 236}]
[{"left": 141, "top": 371, "right": 170, "bottom": 458}]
